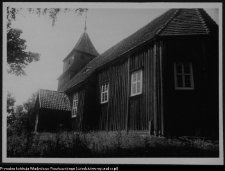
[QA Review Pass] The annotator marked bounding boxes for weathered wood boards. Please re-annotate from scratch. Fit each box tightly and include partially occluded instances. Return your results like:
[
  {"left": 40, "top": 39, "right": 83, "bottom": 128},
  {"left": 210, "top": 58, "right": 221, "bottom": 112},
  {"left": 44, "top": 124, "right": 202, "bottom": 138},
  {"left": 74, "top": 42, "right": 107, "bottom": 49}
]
[{"left": 95, "top": 42, "right": 163, "bottom": 134}]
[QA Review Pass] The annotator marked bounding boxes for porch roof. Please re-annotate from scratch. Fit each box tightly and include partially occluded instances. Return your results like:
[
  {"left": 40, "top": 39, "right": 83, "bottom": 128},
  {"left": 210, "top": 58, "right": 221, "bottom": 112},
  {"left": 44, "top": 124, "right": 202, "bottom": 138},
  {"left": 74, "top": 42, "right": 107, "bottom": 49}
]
[{"left": 38, "top": 89, "right": 71, "bottom": 111}]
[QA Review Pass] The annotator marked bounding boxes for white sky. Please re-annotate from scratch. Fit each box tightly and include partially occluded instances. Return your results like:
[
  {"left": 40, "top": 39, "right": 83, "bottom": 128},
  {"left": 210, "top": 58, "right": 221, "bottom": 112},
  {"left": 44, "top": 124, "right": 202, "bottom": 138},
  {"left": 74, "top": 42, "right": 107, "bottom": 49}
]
[{"left": 4, "top": 3, "right": 219, "bottom": 106}]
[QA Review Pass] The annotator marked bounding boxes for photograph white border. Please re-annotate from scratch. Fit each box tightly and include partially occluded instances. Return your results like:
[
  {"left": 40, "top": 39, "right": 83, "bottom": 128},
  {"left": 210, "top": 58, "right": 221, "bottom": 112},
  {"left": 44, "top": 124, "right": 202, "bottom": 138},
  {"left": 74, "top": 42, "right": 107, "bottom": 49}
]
[{"left": 2, "top": 2, "right": 223, "bottom": 165}]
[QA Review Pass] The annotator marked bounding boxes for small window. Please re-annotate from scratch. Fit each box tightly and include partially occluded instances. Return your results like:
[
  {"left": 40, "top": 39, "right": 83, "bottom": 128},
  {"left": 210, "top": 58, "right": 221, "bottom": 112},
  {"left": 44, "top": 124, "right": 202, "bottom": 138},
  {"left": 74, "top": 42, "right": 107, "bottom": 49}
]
[
  {"left": 68, "top": 59, "right": 71, "bottom": 68},
  {"left": 101, "top": 82, "right": 109, "bottom": 104},
  {"left": 72, "top": 93, "right": 78, "bottom": 117},
  {"left": 174, "top": 62, "right": 194, "bottom": 90},
  {"left": 131, "top": 69, "right": 143, "bottom": 96}
]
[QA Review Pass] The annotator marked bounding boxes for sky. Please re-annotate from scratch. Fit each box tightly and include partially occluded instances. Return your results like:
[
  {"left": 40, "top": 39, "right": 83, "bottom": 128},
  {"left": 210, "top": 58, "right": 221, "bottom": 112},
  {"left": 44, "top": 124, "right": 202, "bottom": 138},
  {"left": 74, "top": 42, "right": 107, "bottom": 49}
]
[{"left": 4, "top": 3, "right": 220, "bottom": 106}]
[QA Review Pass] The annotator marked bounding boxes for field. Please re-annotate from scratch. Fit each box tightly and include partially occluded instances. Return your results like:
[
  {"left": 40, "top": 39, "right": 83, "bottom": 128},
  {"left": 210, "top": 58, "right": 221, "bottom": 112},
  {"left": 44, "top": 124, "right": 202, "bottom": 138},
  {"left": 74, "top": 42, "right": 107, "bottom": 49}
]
[{"left": 7, "top": 131, "right": 219, "bottom": 157}]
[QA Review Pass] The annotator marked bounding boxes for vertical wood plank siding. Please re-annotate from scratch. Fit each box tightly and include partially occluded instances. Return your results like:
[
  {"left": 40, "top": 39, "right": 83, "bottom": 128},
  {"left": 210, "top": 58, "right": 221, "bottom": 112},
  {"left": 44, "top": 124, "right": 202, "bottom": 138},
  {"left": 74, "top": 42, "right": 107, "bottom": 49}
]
[
  {"left": 70, "top": 89, "right": 85, "bottom": 131},
  {"left": 71, "top": 80, "right": 98, "bottom": 132},
  {"left": 129, "top": 44, "right": 155, "bottom": 131},
  {"left": 98, "top": 43, "right": 159, "bottom": 131},
  {"left": 98, "top": 61, "right": 128, "bottom": 131},
  {"left": 159, "top": 40, "right": 164, "bottom": 136}
]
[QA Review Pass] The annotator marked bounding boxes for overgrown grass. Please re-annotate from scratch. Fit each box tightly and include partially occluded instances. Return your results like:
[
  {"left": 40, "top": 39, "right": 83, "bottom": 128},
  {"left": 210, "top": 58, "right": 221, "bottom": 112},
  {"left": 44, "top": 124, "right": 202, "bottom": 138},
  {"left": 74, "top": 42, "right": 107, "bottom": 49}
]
[{"left": 7, "top": 131, "right": 219, "bottom": 157}]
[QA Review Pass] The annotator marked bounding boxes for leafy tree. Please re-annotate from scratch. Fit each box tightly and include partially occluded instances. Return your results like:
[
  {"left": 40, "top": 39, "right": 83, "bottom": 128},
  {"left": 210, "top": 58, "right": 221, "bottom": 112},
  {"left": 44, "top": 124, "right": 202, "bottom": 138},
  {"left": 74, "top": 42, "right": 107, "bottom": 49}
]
[
  {"left": 7, "top": 92, "right": 16, "bottom": 129},
  {"left": 7, "top": 28, "right": 40, "bottom": 76},
  {"left": 7, "top": 105, "right": 27, "bottom": 135},
  {"left": 23, "top": 91, "right": 39, "bottom": 131},
  {"left": 7, "top": 90, "right": 39, "bottom": 136},
  {"left": 7, "top": 7, "right": 41, "bottom": 76},
  {"left": 27, "top": 8, "right": 88, "bottom": 26},
  {"left": 23, "top": 91, "right": 38, "bottom": 112},
  {"left": 7, "top": 91, "right": 16, "bottom": 113},
  {"left": 7, "top": 7, "right": 88, "bottom": 27},
  {"left": 7, "top": 7, "right": 88, "bottom": 76}
]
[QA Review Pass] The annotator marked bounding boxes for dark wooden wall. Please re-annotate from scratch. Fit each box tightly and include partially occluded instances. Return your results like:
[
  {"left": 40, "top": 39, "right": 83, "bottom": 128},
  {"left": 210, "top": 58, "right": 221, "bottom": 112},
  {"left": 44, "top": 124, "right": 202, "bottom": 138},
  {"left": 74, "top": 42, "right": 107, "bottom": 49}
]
[
  {"left": 37, "top": 109, "right": 71, "bottom": 132},
  {"left": 98, "top": 61, "right": 128, "bottom": 131},
  {"left": 69, "top": 35, "right": 218, "bottom": 137},
  {"left": 97, "top": 43, "right": 161, "bottom": 132},
  {"left": 69, "top": 89, "right": 85, "bottom": 131},
  {"left": 69, "top": 74, "right": 99, "bottom": 132},
  {"left": 129, "top": 45, "right": 155, "bottom": 131},
  {"left": 162, "top": 36, "right": 219, "bottom": 137}
]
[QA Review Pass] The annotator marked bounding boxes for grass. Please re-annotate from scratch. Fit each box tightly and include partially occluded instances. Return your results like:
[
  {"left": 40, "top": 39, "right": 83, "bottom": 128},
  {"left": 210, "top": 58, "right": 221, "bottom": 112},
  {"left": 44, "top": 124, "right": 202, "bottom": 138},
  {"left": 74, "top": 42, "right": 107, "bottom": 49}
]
[{"left": 7, "top": 131, "right": 219, "bottom": 157}]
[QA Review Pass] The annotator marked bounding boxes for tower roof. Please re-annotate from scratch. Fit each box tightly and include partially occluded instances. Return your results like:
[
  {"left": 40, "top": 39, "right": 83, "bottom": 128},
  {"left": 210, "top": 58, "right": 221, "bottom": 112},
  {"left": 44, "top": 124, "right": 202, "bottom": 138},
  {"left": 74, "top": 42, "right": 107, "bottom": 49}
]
[
  {"left": 62, "top": 31, "right": 99, "bottom": 62},
  {"left": 74, "top": 31, "right": 99, "bottom": 56}
]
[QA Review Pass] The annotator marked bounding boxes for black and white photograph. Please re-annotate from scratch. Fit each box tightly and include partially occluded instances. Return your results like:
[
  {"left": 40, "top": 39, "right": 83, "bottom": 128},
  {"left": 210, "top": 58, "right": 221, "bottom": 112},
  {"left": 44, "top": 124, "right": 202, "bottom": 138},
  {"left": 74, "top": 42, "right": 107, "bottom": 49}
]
[{"left": 3, "top": 2, "right": 223, "bottom": 165}]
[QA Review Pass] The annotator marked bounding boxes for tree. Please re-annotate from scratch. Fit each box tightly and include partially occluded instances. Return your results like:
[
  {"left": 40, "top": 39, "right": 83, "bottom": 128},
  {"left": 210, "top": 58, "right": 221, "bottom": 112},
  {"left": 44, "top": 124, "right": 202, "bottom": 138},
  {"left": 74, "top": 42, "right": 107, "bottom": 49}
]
[
  {"left": 7, "top": 28, "right": 40, "bottom": 76},
  {"left": 23, "top": 91, "right": 39, "bottom": 131},
  {"left": 23, "top": 91, "right": 38, "bottom": 112},
  {"left": 7, "top": 7, "right": 41, "bottom": 76},
  {"left": 7, "top": 105, "right": 26, "bottom": 135},
  {"left": 7, "top": 7, "right": 88, "bottom": 76},
  {"left": 7, "top": 92, "right": 16, "bottom": 128},
  {"left": 7, "top": 91, "right": 16, "bottom": 114},
  {"left": 7, "top": 91, "right": 38, "bottom": 135},
  {"left": 27, "top": 8, "right": 88, "bottom": 26},
  {"left": 7, "top": 7, "right": 88, "bottom": 28}
]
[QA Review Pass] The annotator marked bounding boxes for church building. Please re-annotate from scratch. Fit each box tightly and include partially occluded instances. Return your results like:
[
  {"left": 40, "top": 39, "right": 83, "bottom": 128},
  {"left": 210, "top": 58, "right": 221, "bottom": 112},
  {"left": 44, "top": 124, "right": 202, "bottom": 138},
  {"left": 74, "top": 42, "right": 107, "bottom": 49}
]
[{"left": 34, "top": 8, "right": 219, "bottom": 137}]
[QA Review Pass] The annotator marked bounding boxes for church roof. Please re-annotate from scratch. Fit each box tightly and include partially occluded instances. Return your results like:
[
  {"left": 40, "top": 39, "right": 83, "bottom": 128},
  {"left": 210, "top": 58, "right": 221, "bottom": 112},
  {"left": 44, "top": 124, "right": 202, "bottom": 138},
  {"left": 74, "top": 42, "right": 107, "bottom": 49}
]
[
  {"left": 74, "top": 32, "right": 100, "bottom": 56},
  {"left": 61, "top": 8, "right": 218, "bottom": 92},
  {"left": 38, "top": 89, "right": 71, "bottom": 111},
  {"left": 63, "top": 31, "right": 99, "bottom": 62}
]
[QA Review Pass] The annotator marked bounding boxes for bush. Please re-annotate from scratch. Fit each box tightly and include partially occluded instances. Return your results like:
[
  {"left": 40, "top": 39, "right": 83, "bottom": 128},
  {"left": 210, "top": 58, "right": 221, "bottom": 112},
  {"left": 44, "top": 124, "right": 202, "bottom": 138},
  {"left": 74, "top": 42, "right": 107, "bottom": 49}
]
[{"left": 7, "top": 131, "right": 219, "bottom": 158}]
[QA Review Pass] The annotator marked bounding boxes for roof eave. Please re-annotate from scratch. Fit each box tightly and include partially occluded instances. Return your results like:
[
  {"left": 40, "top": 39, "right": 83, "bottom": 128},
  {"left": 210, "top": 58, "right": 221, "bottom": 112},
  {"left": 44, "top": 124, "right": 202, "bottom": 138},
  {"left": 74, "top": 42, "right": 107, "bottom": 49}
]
[
  {"left": 64, "top": 79, "right": 86, "bottom": 94},
  {"left": 96, "top": 36, "right": 158, "bottom": 71}
]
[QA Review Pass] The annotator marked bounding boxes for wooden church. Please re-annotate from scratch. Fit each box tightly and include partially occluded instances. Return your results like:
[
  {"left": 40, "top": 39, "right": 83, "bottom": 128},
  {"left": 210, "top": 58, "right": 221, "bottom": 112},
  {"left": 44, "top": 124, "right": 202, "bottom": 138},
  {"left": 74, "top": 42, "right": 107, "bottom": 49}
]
[{"left": 34, "top": 8, "right": 219, "bottom": 137}]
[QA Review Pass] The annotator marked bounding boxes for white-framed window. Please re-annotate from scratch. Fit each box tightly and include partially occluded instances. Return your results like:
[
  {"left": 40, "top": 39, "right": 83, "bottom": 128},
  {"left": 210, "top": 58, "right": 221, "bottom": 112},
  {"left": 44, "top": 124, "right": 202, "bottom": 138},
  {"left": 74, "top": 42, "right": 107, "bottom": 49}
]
[
  {"left": 101, "top": 82, "right": 109, "bottom": 104},
  {"left": 174, "top": 62, "right": 194, "bottom": 90},
  {"left": 131, "top": 69, "right": 143, "bottom": 96},
  {"left": 72, "top": 93, "right": 78, "bottom": 117}
]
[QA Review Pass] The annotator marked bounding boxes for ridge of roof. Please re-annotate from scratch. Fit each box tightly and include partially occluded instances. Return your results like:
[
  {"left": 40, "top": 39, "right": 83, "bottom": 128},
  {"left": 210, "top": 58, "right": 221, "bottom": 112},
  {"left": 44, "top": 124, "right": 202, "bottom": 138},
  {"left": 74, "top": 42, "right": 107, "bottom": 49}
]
[
  {"left": 156, "top": 9, "right": 180, "bottom": 35},
  {"left": 61, "top": 8, "right": 217, "bottom": 92},
  {"left": 159, "top": 8, "right": 217, "bottom": 36},
  {"left": 39, "top": 89, "right": 64, "bottom": 93}
]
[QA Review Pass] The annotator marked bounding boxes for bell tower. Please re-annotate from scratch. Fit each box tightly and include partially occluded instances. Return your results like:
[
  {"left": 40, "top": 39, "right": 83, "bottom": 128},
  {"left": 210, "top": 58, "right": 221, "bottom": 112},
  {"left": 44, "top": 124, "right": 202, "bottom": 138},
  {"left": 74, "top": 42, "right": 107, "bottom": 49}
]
[{"left": 58, "top": 14, "right": 99, "bottom": 91}]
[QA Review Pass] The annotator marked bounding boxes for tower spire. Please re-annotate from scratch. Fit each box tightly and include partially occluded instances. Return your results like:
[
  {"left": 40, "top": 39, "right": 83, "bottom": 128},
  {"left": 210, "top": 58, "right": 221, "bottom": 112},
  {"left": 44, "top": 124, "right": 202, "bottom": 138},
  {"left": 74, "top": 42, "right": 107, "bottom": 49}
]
[{"left": 84, "top": 11, "right": 87, "bottom": 32}]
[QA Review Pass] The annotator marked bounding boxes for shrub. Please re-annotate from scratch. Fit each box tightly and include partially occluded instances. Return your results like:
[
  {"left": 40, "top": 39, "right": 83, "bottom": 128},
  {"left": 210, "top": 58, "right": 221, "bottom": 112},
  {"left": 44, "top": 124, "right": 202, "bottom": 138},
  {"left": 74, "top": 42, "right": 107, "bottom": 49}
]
[{"left": 7, "top": 131, "right": 219, "bottom": 158}]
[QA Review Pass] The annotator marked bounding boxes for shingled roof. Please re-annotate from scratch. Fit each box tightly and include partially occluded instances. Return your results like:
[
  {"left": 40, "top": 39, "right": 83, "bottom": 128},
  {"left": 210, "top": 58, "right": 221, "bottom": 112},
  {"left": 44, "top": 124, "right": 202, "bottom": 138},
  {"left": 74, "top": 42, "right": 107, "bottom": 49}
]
[
  {"left": 74, "top": 32, "right": 99, "bottom": 56},
  {"left": 63, "top": 31, "right": 99, "bottom": 62},
  {"left": 61, "top": 8, "right": 217, "bottom": 92},
  {"left": 38, "top": 89, "right": 71, "bottom": 111}
]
